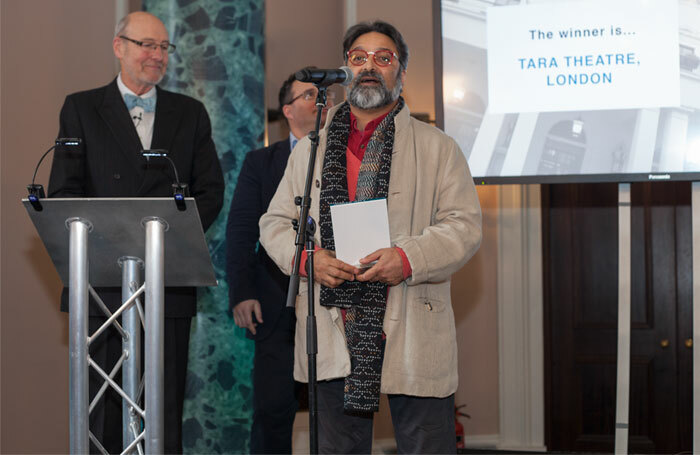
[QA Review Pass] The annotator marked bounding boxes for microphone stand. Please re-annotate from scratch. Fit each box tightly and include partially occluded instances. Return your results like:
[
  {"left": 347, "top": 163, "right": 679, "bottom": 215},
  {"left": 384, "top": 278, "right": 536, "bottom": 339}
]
[
  {"left": 286, "top": 85, "right": 328, "bottom": 455},
  {"left": 27, "top": 138, "right": 82, "bottom": 211}
]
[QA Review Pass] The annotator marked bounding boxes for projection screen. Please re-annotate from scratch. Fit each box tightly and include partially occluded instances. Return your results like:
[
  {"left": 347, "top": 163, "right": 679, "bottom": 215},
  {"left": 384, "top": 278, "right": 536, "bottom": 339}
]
[{"left": 437, "top": 0, "right": 700, "bottom": 184}]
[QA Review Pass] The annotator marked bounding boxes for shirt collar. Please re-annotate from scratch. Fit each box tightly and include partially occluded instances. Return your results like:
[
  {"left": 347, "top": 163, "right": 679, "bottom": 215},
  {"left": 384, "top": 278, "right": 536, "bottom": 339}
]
[
  {"left": 289, "top": 132, "right": 300, "bottom": 151},
  {"left": 349, "top": 110, "right": 390, "bottom": 134},
  {"left": 117, "top": 72, "right": 157, "bottom": 100}
]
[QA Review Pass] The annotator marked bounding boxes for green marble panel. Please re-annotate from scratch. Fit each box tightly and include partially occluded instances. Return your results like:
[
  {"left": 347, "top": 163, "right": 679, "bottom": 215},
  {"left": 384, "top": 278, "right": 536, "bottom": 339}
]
[{"left": 142, "top": 1, "right": 265, "bottom": 452}]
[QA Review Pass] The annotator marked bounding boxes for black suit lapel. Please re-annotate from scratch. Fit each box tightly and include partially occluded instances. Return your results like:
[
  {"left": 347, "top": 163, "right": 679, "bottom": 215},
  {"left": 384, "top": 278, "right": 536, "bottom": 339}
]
[
  {"left": 274, "top": 139, "right": 291, "bottom": 183},
  {"left": 97, "top": 80, "right": 144, "bottom": 174},
  {"left": 151, "top": 87, "right": 181, "bottom": 154},
  {"left": 139, "top": 87, "right": 183, "bottom": 195}
]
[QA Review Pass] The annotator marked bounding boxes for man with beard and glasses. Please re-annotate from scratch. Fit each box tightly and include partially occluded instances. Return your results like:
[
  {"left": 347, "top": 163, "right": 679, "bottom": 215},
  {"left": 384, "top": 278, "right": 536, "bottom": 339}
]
[
  {"left": 260, "top": 21, "right": 482, "bottom": 454},
  {"left": 48, "top": 11, "right": 224, "bottom": 454},
  {"left": 226, "top": 69, "right": 334, "bottom": 454}
]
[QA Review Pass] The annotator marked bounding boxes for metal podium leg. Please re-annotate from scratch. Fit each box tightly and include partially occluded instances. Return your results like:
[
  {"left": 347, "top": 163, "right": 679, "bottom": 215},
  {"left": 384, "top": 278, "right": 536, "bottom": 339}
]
[
  {"left": 144, "top": 219, "right": 165, "bottom": 454},
  {"left": 121, "top": 257, "right": 143, "bottom": 452},
  {"left": 68, "top": 218, "right": 91, "bottom": 454}
]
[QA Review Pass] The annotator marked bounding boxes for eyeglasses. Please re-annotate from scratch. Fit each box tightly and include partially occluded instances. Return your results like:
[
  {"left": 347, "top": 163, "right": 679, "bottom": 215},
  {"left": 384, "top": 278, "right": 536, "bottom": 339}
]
[
  {"left": 346, "top": 48, "right": 398, "bottom": 67},
  {"left": 120, "top": 35, "right": 176, "bottom": 54},
  {"left": 286, "top": 88, "right": 337, "bottom": 105}
]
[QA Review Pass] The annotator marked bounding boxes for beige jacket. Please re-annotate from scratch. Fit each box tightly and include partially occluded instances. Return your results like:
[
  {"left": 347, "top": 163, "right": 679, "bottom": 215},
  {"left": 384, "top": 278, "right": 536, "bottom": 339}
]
[{"left": 259, "top": 102, "right": 482, "bottom": 397}]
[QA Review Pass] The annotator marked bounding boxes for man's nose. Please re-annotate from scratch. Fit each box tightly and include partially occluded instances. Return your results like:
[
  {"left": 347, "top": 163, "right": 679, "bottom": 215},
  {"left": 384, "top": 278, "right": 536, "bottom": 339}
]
[
  {"left": 150, "top": 46, "right": 167, "bottom": 60},
  {"left": 362, "top": 54, "right": 381, "bottom": 71}
]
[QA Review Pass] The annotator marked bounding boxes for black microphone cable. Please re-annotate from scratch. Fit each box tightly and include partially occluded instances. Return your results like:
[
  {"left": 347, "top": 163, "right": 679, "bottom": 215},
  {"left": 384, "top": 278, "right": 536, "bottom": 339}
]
[
  {"left": 27, "top": 138, "right": 82, "bottom": 210},
  {"left": 141, "top": 149, "right": 189, "bottom": 210}
]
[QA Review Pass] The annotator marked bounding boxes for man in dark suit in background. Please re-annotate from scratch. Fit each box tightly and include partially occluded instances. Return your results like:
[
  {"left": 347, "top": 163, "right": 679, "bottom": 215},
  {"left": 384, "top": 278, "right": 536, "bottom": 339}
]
[
  {"left": 226, "top": 70, "right": 335, "bottom": 454},
  {"left": 48, "top": 11, "right": 224, "bottom": 454}
]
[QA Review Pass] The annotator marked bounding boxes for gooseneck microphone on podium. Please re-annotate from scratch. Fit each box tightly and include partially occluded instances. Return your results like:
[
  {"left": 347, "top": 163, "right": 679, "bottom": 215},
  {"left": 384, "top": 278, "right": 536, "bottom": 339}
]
[
  {"left": 27, "top": 138, "right": 82, "bottom": 211},
  {"left": 141, "top": 149, "right": 189, "bottom": 211}
]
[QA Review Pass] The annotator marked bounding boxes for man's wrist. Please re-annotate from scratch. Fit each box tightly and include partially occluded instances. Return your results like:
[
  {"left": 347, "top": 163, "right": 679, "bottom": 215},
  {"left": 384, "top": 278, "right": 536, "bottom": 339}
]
[{"left": 395, "top": 247, "right": 412, "bottom": 280}]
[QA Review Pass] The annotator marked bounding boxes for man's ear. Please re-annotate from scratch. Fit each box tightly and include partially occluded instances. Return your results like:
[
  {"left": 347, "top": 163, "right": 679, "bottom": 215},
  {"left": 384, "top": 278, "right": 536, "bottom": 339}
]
[
  {"left": 400, "top": 69, "right": 407, "bottom": 86},
  {"left": 282, "top": 104, "right": 293, "bottom": 122},
  {"left": 113, "top": 37, "right": 124, "bottom": 59}
]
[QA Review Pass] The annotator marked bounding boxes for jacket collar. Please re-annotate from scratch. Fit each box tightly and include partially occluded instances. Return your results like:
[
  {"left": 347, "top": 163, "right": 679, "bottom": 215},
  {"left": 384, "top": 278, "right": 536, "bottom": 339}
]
[{"left": 151, "top": 85, "right": 179, "bottom": 154}]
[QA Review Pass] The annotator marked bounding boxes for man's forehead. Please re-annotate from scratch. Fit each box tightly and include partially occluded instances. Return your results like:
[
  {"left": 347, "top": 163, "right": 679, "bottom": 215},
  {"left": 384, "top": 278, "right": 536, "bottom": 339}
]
[
  {"left": 291, "top": 81, "right": 314, "bottom": 95},
  {"left": 126, "top": 14, "right": 168, "bottom": 39},
  {"left": 349, "top": 32, "right": 397, "bottom": 52}
]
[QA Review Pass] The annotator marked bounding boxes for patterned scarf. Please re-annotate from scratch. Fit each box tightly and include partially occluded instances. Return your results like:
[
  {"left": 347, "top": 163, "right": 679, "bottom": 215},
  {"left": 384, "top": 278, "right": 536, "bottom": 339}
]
[{"left": 318, "top": 98, "right": 404, "bottom": 412}]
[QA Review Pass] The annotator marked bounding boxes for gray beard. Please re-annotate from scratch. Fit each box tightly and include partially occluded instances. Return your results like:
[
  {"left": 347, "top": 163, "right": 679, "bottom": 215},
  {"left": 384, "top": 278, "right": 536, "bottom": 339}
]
[{"left": 346, "top": 72, "right": 402, "bottom": 110}]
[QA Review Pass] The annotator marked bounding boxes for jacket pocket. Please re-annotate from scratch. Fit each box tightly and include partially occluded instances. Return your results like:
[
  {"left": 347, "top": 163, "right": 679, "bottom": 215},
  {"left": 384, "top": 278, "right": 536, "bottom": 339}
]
[{"left": 402, "top": 296, "right": 455, "bottom": 379}]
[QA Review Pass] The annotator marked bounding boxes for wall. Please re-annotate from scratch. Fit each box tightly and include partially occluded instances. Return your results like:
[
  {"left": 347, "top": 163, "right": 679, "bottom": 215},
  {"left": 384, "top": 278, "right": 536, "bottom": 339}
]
[
  {"left": 0, "top": 1, "right": 118, "bottom": 452},
  {"left": 265, "top": 1, "right": 344, "bottom": 115},
  {"left": 453, "top": 187, "right": 500, "bottom": 438}
]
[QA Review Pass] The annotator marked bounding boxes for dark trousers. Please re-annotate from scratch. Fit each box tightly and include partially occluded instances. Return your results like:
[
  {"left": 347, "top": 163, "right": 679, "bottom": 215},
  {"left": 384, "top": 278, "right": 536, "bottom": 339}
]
[
  {"left": 88, "top": 316, "right": 191, "bottom": 454},
  {"left": 317, "top": 379, "right": 456, "bottom": 454},
  {"left": 250, "top": 307, "right": 299, "bottom": 454}
]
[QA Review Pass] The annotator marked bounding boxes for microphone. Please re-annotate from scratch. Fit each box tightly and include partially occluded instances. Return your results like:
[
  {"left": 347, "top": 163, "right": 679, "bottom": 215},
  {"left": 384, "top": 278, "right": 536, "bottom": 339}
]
[
  {"left": 27, "top": 138, "right": 83, "bottom": 211},
  {"left": 142, "top": 149, "right": 169, "bottom": 159},
  {"left": 132, "top": 112, "right": 143, "bottom": 124},
  {"left": 56, "top": 138, "right": 82, "bottom": 146},
  {"left": 141, "top": 149, "right": 189, "bottom": 211},
  {"left": 295, "top": 66, "right": 353, "bottom": 87}
]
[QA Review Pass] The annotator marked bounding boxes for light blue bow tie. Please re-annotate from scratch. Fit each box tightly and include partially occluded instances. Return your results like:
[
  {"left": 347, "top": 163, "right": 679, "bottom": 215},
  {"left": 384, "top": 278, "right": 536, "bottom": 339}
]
[{"left": 124, "top": 94, "right": 156, "bottom": 112}]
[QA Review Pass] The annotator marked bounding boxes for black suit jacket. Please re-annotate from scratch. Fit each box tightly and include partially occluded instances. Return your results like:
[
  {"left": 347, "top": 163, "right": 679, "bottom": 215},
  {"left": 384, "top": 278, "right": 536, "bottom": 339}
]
[
  {"left": 226, "top": 139, "right": 291, "bottom": 340},
  {"left": 48, "top": 79, "right": 225, "bottom": 317}
]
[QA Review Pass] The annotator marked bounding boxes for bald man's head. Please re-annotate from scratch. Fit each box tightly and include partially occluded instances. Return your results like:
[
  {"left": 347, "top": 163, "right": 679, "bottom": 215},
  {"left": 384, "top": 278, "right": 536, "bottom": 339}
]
[{"left": 112, "top": 12, "right": 170, "bottom": 95}]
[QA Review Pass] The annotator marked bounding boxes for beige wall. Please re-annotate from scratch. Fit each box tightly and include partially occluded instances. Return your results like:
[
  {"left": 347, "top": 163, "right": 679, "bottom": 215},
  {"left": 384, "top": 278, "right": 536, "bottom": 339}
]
[
  {"left": 1, "top": 1, "right": 499, "bottom": 451},
  {"left": 453, "top": 187, "right": 500, "bottom": 436},
  {"left": 1, "top": 1, "right": 118, "bottom": 452},
  {"left": 265, "top": 1, "right": 344, "bottom": 114}
]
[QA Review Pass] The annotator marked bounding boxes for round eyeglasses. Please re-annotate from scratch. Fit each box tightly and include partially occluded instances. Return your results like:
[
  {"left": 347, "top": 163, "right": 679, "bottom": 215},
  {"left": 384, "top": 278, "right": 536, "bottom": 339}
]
[{"left": 346, "top": 49, "right": 398, "bottom": 67}]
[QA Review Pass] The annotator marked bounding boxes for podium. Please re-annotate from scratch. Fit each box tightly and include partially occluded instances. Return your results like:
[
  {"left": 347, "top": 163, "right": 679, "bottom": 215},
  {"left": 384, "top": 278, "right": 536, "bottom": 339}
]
[{"left": 23, "top": 197, "right": 216, "bottom": 455}]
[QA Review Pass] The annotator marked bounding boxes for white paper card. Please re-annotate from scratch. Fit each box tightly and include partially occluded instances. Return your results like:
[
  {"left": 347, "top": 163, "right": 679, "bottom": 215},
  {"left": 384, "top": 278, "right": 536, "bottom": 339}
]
[
  {"left": 486, "top": 0, "right": 680, "bottom": 113},
  {"left": 330, "top": 198, "right": 391, "bottom": 267}
]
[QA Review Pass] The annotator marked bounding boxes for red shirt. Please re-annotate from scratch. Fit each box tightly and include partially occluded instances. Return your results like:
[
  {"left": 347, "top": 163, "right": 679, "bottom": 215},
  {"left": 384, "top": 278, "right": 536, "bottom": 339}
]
[{"left": 299, "top": 111, "right": 412, "bottom": 279}]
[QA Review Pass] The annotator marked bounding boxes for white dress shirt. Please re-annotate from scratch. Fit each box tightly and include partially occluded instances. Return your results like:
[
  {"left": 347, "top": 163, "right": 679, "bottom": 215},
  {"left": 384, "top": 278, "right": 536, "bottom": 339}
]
[{"left": 117, "top": 73, "right": 156, "bottom": 150}]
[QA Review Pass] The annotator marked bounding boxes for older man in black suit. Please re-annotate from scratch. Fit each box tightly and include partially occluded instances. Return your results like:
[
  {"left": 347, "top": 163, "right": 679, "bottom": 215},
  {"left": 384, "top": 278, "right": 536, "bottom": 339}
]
[
  {"left": 48, "top": 11, "right": 224, "bottom": 454},
  {"left": 226, "top": 70, "right": 334, "bottom": 454}
]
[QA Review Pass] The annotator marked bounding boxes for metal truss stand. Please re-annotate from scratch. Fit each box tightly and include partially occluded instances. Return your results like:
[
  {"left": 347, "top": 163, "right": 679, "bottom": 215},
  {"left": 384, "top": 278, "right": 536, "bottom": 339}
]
[
  {"left": 70, "top": 218, "right": 154, "bottom": 455},
  {"left": 24, "top": 198, "right": 216, "bottom": 455}
]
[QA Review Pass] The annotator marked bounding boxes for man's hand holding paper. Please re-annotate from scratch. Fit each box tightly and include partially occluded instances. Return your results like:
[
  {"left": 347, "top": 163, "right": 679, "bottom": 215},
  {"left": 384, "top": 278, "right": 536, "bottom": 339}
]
[
  {"left": 313, "top": 249, "right": 361, "bottom": 289},
  {"left": 356, "top": 247, "right": 404, "bottom": 285}
]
